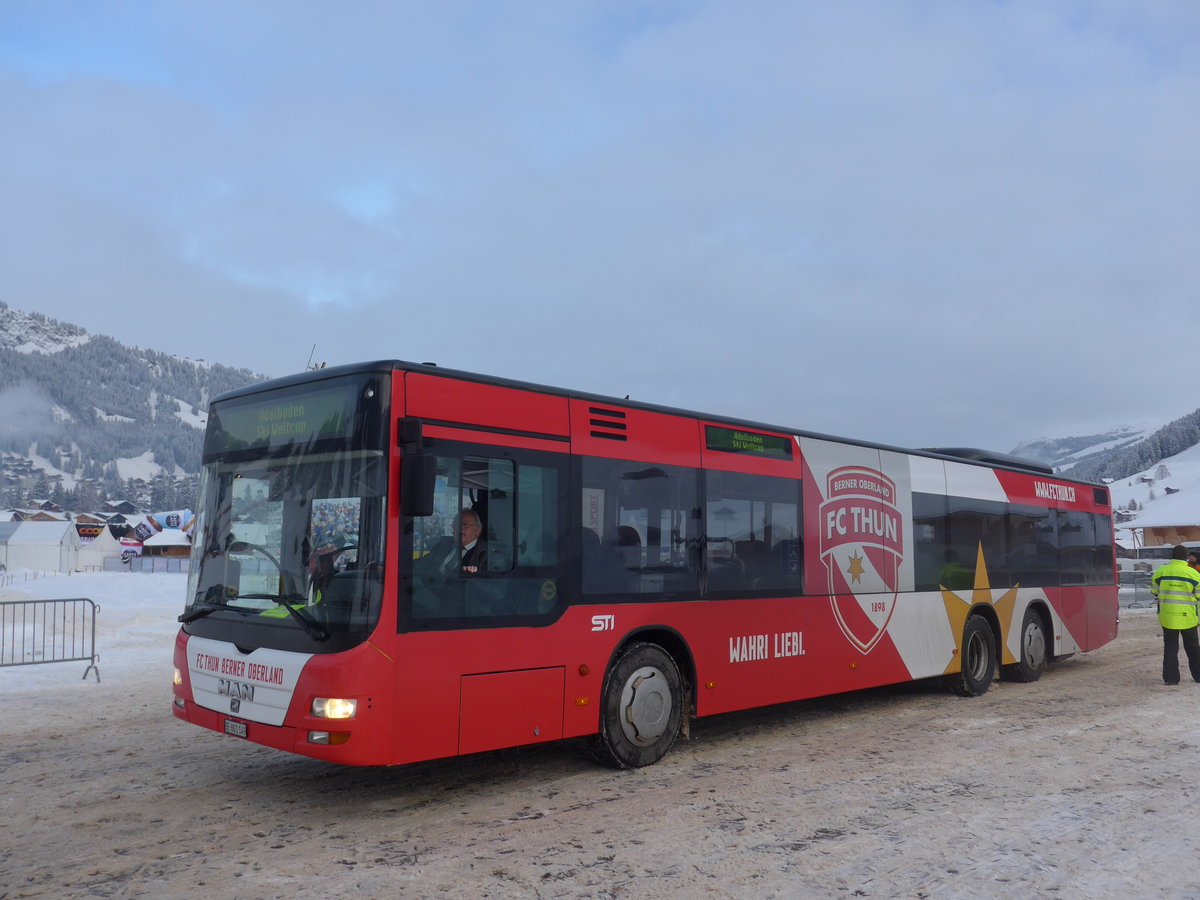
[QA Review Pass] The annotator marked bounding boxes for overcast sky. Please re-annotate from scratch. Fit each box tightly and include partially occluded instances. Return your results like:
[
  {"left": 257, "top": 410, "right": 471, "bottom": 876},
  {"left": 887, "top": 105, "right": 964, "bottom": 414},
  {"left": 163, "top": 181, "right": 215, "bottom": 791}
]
[{"left": 1, "top": 2, "right": 1196, "bottom": 453}]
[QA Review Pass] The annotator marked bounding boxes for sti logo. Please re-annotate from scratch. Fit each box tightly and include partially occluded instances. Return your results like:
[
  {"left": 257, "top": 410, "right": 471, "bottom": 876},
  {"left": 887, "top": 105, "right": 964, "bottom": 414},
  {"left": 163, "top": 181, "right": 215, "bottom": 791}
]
[
  {"left": 818, "top": 466, "right": 904, "bottom": 654},
  {"left": 590, "top": 614, "right": 615, "bottom": 632}
]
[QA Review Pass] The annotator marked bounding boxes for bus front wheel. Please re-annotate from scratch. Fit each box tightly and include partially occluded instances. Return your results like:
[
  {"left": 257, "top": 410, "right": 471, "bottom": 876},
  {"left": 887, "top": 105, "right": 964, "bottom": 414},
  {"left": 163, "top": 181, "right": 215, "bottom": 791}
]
[
  {"left": 948, "top": 614, "right": 996, "bottom": 697},
  {"left": 590, "top": 641, "right": 683, "bottom": 769}
]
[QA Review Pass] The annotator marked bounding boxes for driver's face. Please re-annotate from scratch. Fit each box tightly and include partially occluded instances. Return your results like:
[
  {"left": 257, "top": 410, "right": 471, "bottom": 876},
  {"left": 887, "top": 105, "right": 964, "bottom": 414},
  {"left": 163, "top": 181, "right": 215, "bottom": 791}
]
[{"left": 460, "top": 515, "right": 481, "bottom": 545}]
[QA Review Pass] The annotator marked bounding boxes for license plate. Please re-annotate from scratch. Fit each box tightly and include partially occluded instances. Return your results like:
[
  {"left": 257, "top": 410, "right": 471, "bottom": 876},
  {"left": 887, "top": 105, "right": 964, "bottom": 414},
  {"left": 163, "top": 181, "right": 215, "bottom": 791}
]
[{"left": 224, "top": 719, "right": 248, "bottom": 738}]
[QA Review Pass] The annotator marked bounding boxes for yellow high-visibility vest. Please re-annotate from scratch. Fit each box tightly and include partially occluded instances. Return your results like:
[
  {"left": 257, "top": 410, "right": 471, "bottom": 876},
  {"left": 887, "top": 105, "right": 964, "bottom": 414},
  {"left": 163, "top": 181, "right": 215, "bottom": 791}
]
[{"left": 1152, "top": 558, "right": 1200, "bottom": 629}]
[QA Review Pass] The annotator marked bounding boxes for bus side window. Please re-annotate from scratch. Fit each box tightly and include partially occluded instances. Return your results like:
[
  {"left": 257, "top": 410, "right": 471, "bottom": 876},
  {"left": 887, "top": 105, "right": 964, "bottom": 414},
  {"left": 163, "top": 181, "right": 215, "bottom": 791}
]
[
  {"left": 410, "top": 447, "right": 566, "bottom": 624},
  {"left": 474, "top": 457, "right": 515, "bottom": 574},
  {"left": 704, "top": 470, "right": 801, "bottom": 594},
  {"left": 581, "top": 458, "right": 700, "bottom": 595},
  {"left": 913, "top": 493, "right": 947, "bottom": 592}
]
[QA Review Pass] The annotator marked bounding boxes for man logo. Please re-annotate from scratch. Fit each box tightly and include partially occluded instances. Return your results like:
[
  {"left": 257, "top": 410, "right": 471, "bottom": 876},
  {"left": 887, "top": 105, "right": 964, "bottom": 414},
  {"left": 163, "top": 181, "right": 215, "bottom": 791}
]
[
  {"left": 230, "top": 698, "right": 241, "bottom": 713},
  {"left": 818, "top": 465, "right": 904, "bottom": 654}
]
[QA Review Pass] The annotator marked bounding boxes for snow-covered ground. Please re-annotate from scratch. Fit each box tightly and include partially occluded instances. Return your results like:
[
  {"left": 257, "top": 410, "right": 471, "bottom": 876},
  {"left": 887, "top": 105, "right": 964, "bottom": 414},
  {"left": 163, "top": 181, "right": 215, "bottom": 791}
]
[
  {"left": 1106, "top": 442, "right": 1200, "bottom": 552},
  {"left": 0, "top": 570, "right": 184, "bottom": 689},
  {"left": 0, "top": 572, "right": 1195, "bottom": 898}
]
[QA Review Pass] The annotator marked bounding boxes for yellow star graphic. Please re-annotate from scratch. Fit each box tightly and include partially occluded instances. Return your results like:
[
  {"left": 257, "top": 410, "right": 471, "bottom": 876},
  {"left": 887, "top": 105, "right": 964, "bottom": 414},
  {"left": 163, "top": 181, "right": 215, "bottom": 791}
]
[
  {"left": 940, "top": 542, "right": 1021, "bottom": 673},
  {"left": 846, "top": 552, "right": 865, "bottom": 584}
]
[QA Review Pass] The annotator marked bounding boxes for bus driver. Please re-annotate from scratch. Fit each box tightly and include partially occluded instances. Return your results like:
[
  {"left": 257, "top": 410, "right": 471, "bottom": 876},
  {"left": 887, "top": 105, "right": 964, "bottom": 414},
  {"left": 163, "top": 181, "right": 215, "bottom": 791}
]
[
  {"left": 450, "top": 509, "right": 487, "bottom": 575},
  {"left": 421, "top": 510, "right": 488, "bottom": 578}
]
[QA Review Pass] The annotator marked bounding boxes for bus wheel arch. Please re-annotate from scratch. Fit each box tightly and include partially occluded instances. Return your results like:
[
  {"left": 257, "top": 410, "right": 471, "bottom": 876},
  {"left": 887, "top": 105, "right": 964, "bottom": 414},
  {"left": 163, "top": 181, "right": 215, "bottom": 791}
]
[
  {"left": 948, "top": 610, "right": 998, "bottom": 697},
  {"left": 1000, "top": 602, "right": 1049, "bottom": 683},
  {"left": 589, "top": 631, "right": 693, "bottom": 769}
]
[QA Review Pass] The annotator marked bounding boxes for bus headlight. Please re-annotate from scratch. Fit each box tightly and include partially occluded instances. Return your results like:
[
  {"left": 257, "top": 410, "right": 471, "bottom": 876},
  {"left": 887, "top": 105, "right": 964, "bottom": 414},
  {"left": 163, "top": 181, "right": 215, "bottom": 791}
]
[
  {"left": 173, "top": 667, "right": 182, "bottom": 686},
  {"left": 311, "top": 697, "right": 357, "bottom": 719}
]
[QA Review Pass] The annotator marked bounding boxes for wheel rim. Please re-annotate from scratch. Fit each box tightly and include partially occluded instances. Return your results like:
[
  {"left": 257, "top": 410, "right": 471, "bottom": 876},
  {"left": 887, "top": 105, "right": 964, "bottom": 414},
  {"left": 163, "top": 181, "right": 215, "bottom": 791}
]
[
  {"left": 965, "top": 629, "right": 990, "bottom": 682},
  {"left": 618, "top": 665, "right": 673, "bottom": 746},
  {"left": 1022, "top": 620, "right": 1046, "bottom": 668}
]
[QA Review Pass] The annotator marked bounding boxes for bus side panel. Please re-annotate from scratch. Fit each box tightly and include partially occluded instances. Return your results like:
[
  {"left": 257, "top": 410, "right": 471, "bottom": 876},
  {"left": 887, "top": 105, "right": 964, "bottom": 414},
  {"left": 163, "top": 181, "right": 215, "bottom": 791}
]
[
  {"left": 406, "top": 372, "right": 570, "bottom": 437},
  {"left": 1087, "top": 513, "right": 1120, "bottom": 650},
  {"left": 569, "top": 400, "right": 701, "bottom": 467},
  {"left": 1085, "top": 585, "right": 1119, "bottom": 650},
  {"left": 380, "top": 627, "right": 589, "bottom": 764},
  {"left": 377, "top": 586, "right": 1112, "bottom": 766},
  {"left": 383, "top": 602, "right": 916, "bottom": 753},
  {"left": 685, "top": 595, "right": 925, "bottom": 717},
  {"left": 459, "top": 667, "right": 565, "bottom": 755},
  {"left": 993, "top": 468, "right": 1118, "bottom": 651},
  {"left": 1054, "top": 584, "right": 1118, "bottom": 652}
]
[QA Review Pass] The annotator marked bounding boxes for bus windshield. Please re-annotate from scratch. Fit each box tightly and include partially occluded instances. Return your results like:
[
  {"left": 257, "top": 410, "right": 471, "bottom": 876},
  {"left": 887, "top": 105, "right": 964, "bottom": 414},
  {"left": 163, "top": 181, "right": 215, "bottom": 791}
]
[
  {"left": 183, "top": 451, "right": 387, "bottom": 651},
  {"left": 181, "top": 374, "right": 389, "bottom": 653}
]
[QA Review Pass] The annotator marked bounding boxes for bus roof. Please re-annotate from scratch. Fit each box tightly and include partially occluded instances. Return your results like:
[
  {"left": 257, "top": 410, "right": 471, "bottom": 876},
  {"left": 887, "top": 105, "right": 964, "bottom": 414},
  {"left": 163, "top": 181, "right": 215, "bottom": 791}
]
[{"left": 212, "top": 359, "right": 1084, "bottom": 485}]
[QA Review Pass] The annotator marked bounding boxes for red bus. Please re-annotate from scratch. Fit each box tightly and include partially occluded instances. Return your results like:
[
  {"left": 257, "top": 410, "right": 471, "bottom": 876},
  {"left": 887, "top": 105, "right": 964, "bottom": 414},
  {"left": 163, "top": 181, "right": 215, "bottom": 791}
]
[{"left": 172, "top": 361, "right": 1118, "bottom": 767}]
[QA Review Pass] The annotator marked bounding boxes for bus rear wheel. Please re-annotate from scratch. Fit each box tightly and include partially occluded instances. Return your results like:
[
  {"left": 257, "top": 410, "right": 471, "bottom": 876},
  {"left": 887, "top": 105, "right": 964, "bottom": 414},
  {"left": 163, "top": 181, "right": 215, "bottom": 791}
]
[
  {"left": 948, "top": 614, "right": 996, "bottom": 697},
  {"left": 1000, "top": 607, "right": 1047, "bottom": 683},
  {"left": 590, "top": 641, "right": 683, "bottom": 769}
]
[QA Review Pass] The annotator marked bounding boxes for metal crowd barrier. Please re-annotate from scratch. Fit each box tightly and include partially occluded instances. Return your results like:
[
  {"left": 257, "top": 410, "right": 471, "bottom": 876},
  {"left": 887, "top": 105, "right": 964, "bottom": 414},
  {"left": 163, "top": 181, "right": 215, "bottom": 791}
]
[{"left": 0, "top": 598, "right": 100, "bottom": 682}]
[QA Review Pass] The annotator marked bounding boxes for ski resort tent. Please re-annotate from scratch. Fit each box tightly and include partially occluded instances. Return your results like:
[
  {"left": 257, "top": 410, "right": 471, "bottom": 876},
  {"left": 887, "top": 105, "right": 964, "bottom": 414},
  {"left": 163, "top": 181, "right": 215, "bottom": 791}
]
[
  {"left": 2, "top": 521, "right": 74, "bottom": 573},
  {"left": 141, "top": 528, "right": 191, "bottom": 558},
  {"left": 73, "top": 523, "right": 126, "bottom": 572}
]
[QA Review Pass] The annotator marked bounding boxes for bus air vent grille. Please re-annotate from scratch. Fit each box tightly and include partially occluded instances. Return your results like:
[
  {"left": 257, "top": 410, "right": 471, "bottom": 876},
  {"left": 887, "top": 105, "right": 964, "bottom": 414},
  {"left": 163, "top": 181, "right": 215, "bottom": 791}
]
[{"left": 589, "top": 407, "right": 628, "bottom": 442}]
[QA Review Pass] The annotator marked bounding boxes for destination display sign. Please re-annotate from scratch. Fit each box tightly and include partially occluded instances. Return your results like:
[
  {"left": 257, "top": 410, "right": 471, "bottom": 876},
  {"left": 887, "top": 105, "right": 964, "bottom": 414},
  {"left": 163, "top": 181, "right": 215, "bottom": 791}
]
[
  {"left": 206, "top": 383, "right": 357, "bottom": 456},
  {"left": 705, "top": 425, "right": 793, "bottom": 460}
]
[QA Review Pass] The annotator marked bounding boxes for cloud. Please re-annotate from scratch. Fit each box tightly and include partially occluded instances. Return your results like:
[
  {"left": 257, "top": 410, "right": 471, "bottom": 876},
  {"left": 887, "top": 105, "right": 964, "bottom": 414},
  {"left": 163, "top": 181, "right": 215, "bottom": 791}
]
[
  {"left": 0, "top": 383, "right": 63, "bottom": 445},
  {"left": 1, "top": 3, "right": 1199, "bottom": 450}
]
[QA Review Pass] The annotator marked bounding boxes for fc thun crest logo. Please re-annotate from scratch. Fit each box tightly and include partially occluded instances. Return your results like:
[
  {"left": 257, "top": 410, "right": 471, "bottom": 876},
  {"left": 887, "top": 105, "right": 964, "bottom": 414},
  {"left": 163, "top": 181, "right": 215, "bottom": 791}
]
[{"left": 818, "top": 466, "right": 904, "bottom": 653}]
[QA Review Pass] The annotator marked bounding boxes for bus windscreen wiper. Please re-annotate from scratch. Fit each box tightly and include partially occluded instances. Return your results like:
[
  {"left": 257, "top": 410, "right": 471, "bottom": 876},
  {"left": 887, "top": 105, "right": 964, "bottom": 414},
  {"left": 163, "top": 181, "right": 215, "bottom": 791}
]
[
  {"left": 179, "top": 593, "right": 330, "bottom": 642},
  {"left": 179, "top": 602, "right": 229, "bottom": 624}
]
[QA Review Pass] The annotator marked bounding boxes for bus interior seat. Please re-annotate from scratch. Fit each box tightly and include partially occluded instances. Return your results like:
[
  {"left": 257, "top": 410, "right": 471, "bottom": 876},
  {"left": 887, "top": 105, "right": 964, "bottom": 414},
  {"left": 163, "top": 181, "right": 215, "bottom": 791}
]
[
  {"left": 735, "top": 540, "right": 768, "bottom": 580},
  {"left": 708, "top": 552, "right": 745, "bottom": 591},
  {"left": 616, "top": 526, "right": 642, "bottom": 571}
]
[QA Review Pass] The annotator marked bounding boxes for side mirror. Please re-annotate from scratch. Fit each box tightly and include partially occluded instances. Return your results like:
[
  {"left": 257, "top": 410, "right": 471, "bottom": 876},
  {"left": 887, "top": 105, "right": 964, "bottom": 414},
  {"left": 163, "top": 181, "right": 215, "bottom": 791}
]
[{"left": 400, "top": 453, "right": 437, "bottom": 517}]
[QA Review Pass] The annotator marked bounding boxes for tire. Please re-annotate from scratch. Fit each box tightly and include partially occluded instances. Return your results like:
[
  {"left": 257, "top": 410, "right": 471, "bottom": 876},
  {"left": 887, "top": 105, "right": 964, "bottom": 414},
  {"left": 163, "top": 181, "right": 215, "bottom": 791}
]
[
  {"left": 1000, "top": 607, "right": 1047, "bottom": 683},
  {"left": 589, "top": 641, "right": 683, "bottom": 769},
  {"left": 948, "top": 613, "right": 996, "bottom": 697}
]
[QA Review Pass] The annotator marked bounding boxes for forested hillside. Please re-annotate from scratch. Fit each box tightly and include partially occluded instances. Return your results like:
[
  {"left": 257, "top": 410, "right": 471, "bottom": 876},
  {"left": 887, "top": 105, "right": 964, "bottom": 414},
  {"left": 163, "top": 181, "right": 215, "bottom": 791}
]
[
  {"left": 5, "top": 300, "right": 1200, "bottom": 512},
  {"left": 1061, "top": 410, "right": 1200, "bottom": 483},
  {"left": 0, "top": 303, "right": 262, "bottom": 510}
]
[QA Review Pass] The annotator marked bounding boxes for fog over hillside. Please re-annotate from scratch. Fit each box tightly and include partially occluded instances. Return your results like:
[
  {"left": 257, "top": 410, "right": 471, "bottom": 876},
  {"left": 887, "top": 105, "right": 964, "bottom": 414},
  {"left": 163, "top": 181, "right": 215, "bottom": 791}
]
[
  {"left": 5, "top": 298, "right": 1200, "bottom": 519},
  {"left": 1011, "top": 425, "right": 1155, "bottom": 474},
  {"left": 0, "top": 302, "right": 261, "bottom": 510}
]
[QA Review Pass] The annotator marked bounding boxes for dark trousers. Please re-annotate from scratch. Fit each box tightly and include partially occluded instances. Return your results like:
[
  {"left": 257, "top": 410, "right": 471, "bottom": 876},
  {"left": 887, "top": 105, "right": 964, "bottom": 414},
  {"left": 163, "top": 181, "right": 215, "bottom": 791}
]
[{"left": 1162, "top": 626, "right": 1200, "bottom": 684}]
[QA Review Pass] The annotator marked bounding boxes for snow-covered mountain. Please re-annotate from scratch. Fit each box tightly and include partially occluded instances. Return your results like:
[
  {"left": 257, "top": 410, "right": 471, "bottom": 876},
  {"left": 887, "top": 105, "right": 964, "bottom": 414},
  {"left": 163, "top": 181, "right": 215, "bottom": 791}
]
[
  {"left": 6, "top": 297, "right": 1200, "bottom": 525},
  {"left": 1107, "top": 445, "right": 1200, "bottom": 527},
  {"left": 0, "top": 302, "right": 262, "bottom": 510},
  {"left": 0, "top": 305, "right": 91, "bottom": 355},
  {"left": 1010, "top": 424, "right": 1156, "bottom": 473},
  {"left": 1012, "top": 417, "right": 1200, "bottom": 545},
  {"left": 1014, "top": 407, "right": 1200, "bottom": 485}
]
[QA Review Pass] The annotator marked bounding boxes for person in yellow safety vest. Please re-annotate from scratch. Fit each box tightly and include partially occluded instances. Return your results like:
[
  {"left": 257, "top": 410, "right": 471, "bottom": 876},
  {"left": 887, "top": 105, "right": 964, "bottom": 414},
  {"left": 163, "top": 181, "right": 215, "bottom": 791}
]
[
  {"left": 1151, "top": 544, "right": 1200, "bottom": 685},
  {"left": 260, "top": 541, "right": 338, "bottom": 618}
]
